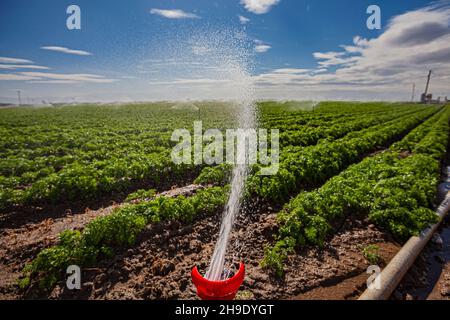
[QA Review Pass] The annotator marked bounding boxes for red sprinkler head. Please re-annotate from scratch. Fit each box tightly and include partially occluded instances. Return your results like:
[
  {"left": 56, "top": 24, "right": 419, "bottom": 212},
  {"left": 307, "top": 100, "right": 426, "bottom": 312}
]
[{"left": 191, "top": 263, "right": 245, "bottom": 300}]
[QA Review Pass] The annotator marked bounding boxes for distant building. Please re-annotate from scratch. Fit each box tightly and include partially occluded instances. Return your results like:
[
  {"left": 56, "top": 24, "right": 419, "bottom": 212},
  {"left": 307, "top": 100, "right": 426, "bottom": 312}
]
[
  {"left": 421, "top": 93, "right": 433, "bottom": 104},
  {"left": 420, "top": 93, "right": 447, "bottom": 104}
]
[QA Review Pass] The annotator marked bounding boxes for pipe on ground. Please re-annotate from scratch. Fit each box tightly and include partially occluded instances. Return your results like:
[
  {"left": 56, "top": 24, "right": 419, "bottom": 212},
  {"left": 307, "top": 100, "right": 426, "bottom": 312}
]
[{"left": 358, "top": 191, "right": 450, "bottom": 300}]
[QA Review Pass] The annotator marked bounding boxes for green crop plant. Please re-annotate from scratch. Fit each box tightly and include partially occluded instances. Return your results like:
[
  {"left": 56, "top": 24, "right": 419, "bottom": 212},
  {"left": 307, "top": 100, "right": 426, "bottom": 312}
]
[{"left": 362, "top": 245, "right": 381, "bottom": 265}]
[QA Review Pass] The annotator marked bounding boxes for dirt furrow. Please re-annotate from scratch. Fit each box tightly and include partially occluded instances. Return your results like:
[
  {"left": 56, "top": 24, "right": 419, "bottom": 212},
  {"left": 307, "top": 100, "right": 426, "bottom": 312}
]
[
  {"left": 38, "top": 210, "right": 400, "bottom": 300},
  {"left": 0, "top": 184, "right": 203, "bottom": 299}
]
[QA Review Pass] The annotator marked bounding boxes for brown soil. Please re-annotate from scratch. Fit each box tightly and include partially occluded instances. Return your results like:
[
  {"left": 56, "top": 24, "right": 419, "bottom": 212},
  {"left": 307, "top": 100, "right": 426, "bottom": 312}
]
[
  {"left": 0, "top": 206, "right": 118, "bottom": 299},
  {"left": 392, "top": 217, "right": 450, "bottom": 300},
  {"left": 13, "top": 208, "right": 400, "bottom": 300},
  {"left": 428, "top": 262, "right": 450, "bottom": 300},
  {"left": 294, "top": 242, "right": 400, "bottom": 300},
  {"left": 0, "top": 181, "right": 404, "bottom": 301},
  {"left": 0, "top": 184, "right": 203, "bottom": 299}
]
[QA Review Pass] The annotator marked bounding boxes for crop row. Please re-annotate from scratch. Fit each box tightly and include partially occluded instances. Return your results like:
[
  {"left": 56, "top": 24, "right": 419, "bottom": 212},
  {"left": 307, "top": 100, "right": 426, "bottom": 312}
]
[
  {"left": 392, "top": 109, "right": 449, "bottom": 159},
  {"left": 20, "top": 186, "right": 229, "bottom": 288},
  {"left": 196, "top": 107, "right": 440, "bottom": 202},
  {"left": 0, "top": 103, "right": 429, "bottom": 211},
  {"left": 248, "top": 107, "right": 439, "bottom": 201},
  {"left": 277, "top": 107, "right": 422, "bottom": 147},
  {"left": 259, "top": 101, "right": 412, "bottom": 121},
  {"left": 18, "top": 103, "right": 443, "bottom": 290},
  {"left": 0, "top": 102, "right": 242, "bottom": 210},
  {"left": 0, "top": 150, "right": 201, "bottom": 210},
  {"left": 262, "top": 107, "right": 450, "bottom": 276}
]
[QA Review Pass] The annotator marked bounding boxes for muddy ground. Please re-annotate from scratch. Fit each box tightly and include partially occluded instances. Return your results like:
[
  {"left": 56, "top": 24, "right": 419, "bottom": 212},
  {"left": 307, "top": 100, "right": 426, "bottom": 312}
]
[
  {"left": 1, "top": 182, "right": 449, "bottom": 300},
  {"left": 391, "top": 166, "right": 450, "bottom": 300},
  {"left": 392, "top": 216, "right": 450, "bottom": 300},
  {"left": 0, "top": 175, "right": 450, "bottom": 300},
  {"left": 0, "top": 185, "right": 202, "bottom": 299}
]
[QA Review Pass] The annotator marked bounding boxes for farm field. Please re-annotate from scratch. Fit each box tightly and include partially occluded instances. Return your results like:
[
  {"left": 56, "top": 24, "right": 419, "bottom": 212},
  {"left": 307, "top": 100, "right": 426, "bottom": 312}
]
[{"left": 0, "top": 101, "right": 449, "bottom": 300}]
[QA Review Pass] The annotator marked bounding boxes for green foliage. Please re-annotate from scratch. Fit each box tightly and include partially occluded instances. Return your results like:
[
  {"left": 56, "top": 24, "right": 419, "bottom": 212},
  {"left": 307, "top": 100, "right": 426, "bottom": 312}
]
[
  {"left": 0, "top": 102, "right": 436, "bottom": 210},
  {"left": 263, "top": 106, "right": 449, "bottom": 275},
  {"left": 10, "top": 102, "right": 448, "bottom": 288},
  {"left": 260, "top": 237, "right": 296, "bottom": 277},
  {"left": 125, "top": 189, "right": 157, "bottom": 202},
  {"left": 22, "top": 230, "right": 99, "bottom": 289},
  {"left": 23, "top": 186, "right": 228, "bottom": 289},
  {"left": 277, "top": 106, "right": 421, "bottom": 147},
  {"left": 249, "top": 107, "right": 439, "bottom": 202},
  {"left": 0, "top": 103, "right": 236, "bottom": 209},
  {"left": 392, "top": 107, "right": 449, "bottom": 159},
  {"left": 83, "top": 210, "right": 147, "bottom": 247},
  {"left": 362, "top": 245, "right": 381, "bottom": 264},
  {"left": 194, "top": 164, "right": 232, "bottom": 186}
]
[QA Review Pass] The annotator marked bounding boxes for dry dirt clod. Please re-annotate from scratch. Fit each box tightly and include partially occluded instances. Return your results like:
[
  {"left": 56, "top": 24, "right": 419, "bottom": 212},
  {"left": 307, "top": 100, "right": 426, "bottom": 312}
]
[{"left": 151, "top": 259, "right": 175, "bottom": 276}]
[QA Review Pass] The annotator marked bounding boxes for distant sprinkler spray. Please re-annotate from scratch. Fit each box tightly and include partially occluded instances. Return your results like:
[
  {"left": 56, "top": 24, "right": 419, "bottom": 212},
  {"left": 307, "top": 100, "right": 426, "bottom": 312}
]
[{"left": 17, "top": 90, "right": 22, "bottom": 106}]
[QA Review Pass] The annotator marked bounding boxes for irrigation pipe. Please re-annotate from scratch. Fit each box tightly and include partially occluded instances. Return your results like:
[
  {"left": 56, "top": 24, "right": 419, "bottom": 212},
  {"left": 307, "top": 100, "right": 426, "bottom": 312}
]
[{"left": 358, "top": 191, "right": 450, "bottom": 300}]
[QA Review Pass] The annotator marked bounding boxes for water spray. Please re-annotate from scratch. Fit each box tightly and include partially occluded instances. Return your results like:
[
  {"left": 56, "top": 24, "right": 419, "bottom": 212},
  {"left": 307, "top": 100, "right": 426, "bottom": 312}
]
[{"left": 188, "top": 28, "right": 256, "bottom": 300}]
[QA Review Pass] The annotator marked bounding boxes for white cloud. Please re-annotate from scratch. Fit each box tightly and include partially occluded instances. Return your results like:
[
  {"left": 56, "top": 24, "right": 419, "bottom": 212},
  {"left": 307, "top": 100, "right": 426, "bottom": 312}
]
[
  {"left": 253, "top": 4, "right": 450, "bottom": 100},
  {"left": 271, "top": 68, "right": 310, "bottom": 74},
  {"left": 312, "top": 51, "right": 359, "bottom": 67},
  {"left": 0, "top": 64, "right": 49, "bottom": 70},
  {"left": 0, "top": 74, "right": 39, "bottom": 81},
  {"left": 27, "top": 80, "right": 79, "bottom": 84},
  {"left": 5, "top": 4, "right": 450, "bottom": 102},
  {"left": 313, "top": 68, "right": 328, "bottom": 74},
  {"left": 255, "top": 44, "right": 272, "bottom": 53},
  {"left": 0, "top": 71, "right": 116, "bottom": 83},
  {"left": 241, "top": 0, "right": 280, "bottom": 14},
  {"left": 41, "top": 46, "right": 92, "bottom": 56},
  {"left": 0, "top": 56, "right": 33, "bottom": 64},
  {"left": 239, "top": 15, "right": 250, "bottom": 24},
  {"left": 22, "top": 72, "right": 116, "bottom": 83},
  {"left": 150, "top": 8, "right": 199, "bottom": 19},
  {"left": 353, "top": 36, "right": 369, "bottom": 47},
  {"left": 253, "top": 39, "right": 272, "bottom": 53},
  {"left": 149, "top": 78, "right": 232, "bottom": 86}
]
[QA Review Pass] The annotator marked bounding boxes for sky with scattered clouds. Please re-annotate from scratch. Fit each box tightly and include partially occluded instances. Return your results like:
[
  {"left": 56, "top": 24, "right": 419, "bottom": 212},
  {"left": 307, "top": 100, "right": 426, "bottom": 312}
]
[{"left": 0, "top": 0, "right": 449, "bottom": 103}]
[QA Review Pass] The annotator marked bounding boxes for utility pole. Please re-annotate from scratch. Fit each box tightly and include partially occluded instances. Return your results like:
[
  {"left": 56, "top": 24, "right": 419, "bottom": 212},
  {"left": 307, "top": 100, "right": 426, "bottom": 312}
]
[
  {"left": 17, "top": 90, "right": 22, "bottom": 106},
  {"left": 411, "top": 83, "right": 415, "bottom": 102},
  {"left": 420, "top": 70, "right": 433, "bottom": 104},
  {"left": 424, "top": 70, "right": 432, "bottom": 96}
]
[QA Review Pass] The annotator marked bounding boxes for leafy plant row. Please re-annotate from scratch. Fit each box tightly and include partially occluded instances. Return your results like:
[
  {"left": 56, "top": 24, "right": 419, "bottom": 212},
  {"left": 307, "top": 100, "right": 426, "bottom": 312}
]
[
  {"left": 0, "top": 103, "right": 429, "bottom": 212},
  {"left": 277, "top": 107, "right": 421, "bottom": 147},
  {"left": 0, "top": 150, "right": 200, "bottom": 210},
  {"left": 195, "top": 107, "right": 436, "bottom": 187},
  {"left": 16, "top": 103, "right": 443, "bottom": 290},
  {"left": 262, "top": 107, "right": 450, "bottom": 276},
  {"left": 0, "top": 102, "right": 239, "bottom": 210},
  {"left": 259, "top": 101, "right": 414, "bottom": 122},
  {"left": 248, "top": 107, "right": 439, "bottom": 202},
  {"left": 196, "top": 107, "right": 438, "bottom": 201},
  {"left": 391, "top": 109, "right": 445, "bottom": 154},
  {"left": 21, "top": 186, "right": 229, "bottom": 289}
]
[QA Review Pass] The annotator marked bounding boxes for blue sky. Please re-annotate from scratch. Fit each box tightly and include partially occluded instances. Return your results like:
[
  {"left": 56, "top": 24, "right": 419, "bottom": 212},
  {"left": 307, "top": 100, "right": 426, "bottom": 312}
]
[{"left": 0, "top": 0, "right": 449, "bottom": 103}]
